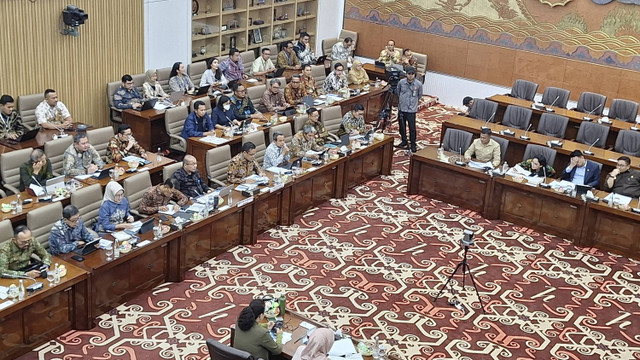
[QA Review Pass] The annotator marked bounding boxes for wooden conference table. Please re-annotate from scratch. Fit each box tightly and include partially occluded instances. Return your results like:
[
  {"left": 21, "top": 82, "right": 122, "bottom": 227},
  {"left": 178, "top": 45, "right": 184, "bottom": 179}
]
[
  {"left": 407, "top": 147, "right": 640, "bottom": 260},
  {"left": 487, "top": 94, "right": 640, "bottom": 148},
  {"left": 0, "top": 123, "right": 92, "bottom": 151}
]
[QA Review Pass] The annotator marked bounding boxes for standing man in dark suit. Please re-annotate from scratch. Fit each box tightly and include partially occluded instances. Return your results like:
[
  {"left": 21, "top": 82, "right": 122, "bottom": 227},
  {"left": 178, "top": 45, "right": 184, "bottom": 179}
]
[{"left": 561, "top": 150, "right": 601, "bottom": 188}]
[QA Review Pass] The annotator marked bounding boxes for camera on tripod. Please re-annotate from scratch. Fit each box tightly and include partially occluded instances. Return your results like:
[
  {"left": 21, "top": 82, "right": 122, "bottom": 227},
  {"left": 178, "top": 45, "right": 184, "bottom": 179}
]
[
  {"left": 461, "top": 229, "right": 474, "bottom": 247},
  {"left": 385, "top": 67, "right": 402, "bottom": 90}
]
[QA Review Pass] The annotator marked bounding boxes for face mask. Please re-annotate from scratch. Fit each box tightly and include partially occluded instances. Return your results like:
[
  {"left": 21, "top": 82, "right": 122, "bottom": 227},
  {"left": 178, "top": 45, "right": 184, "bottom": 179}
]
[{"left": 223, "top": 104, "right": 231, "bottom": 111}]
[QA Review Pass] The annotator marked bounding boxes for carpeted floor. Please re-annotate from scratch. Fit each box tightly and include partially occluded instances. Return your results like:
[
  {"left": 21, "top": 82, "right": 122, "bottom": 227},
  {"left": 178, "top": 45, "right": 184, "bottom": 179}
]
[{"left": 19, "top": 102, "right": 640, "bottom": 360}]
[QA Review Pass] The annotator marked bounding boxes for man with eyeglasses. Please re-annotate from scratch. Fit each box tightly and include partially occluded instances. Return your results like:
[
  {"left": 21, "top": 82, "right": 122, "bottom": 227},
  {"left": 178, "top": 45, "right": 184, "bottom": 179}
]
[
  {"left": 284, "top": 74, "right": 305, "bottom": 105},
  {"left": 276, "top": 41, "right": 301, "bottom": 70},
  {"left": 0, "top": 225, "right": 51, "bottom": 278},
  {"left": 172, "top": 154, "right": 212, "bottom": 198},
  {"left": 227, "top": 142, "right": 265, "bottom": 183},
  {"left": 230, "top": 83, "right": 265, "bottom": 121},
  {"left": 261, "top": 79, "right": 290, "bottom": 113},
  {"left": 107, "top": 124, "right": 147, "bottom": 163},
  {"left": 113, "top": 74, "right": 143, "bottom": 110},
  {"left": 63, "top": 133, "right": 104, "bottom": 176},
  {"left": 377, "top": 39, "right": 401, "bottom": 66},
  {"left": 251, "top": 47, "right": 277, "bottom": 77},
  {"left": 49, "top": 205, "right": 95, "bottom": 255}
]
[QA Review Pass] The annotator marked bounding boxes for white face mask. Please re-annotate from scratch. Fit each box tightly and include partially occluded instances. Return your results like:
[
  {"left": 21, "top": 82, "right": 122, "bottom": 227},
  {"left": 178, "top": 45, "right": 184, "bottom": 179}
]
[{"left": 223, "top": 104, "right": 231, "bottom": 111}]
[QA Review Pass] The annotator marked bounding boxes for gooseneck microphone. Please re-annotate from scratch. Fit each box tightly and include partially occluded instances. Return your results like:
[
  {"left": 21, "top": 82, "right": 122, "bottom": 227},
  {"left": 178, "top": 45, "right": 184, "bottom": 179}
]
[
  {"left": 519, "top": 124, "right": 532, "bottom": 140},
  {"left": 455, "top": 147, "right": 466, "bottom": 166},
  {"left": 546, "top": 95, "right": 560, "bottom": 112},
  {"left": 583, "top": 104, "right": 603, "bottom": 121},
  {"left": 31, "top": 175, "right": 48, "bottom": 196},
  {"left": 584, "top": 138, "right": 600, "bottom": 155},
  {"left": 481, "top": 112, "right": 497, "bottom": 130}
]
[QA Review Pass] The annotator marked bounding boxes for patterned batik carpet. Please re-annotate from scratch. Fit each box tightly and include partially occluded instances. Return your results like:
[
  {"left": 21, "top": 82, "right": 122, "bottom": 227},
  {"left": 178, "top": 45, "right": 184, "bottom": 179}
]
[{"left": 20, "top": 101, "right": 640, "bottom": 360}]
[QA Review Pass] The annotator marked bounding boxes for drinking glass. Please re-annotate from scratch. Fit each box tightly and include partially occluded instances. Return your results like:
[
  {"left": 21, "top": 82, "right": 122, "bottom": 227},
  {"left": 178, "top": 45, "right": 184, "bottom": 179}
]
[
  {"left": 47, "top": 271, "right": 56, "bottom": 287},
  {"left": 105, "top": 245, "right": 113, "bottom": 261},
  {"left": 10, "top": 201, "right": 17, "bottom": 215}
]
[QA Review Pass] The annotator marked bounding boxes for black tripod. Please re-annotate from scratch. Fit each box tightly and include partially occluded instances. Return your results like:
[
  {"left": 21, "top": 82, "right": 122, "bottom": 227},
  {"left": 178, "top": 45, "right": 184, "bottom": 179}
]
[
  {"left": 434, "top": 245, "right": 486, "bottom": 313},
  {"left": 375, "top": 84, "right": 397, "bottom": 133}
]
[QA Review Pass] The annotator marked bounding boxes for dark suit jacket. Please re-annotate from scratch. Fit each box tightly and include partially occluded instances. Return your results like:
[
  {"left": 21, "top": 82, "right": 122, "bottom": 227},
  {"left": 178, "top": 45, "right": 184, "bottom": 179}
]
[{"left": 561, "top": 160, "right": 601, "bottom": 188}]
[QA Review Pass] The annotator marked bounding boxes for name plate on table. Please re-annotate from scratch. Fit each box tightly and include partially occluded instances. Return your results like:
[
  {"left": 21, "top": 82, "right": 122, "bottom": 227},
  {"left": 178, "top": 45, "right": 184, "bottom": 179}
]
[
  {"left": 270, "top": 183, "right": 284, "bottom": 193},
  {"left": 200, "top": 136, "right": 230, "bottom": 145},
  {"left": 236, "top": 197, "right": 254, "bottom": 207}
]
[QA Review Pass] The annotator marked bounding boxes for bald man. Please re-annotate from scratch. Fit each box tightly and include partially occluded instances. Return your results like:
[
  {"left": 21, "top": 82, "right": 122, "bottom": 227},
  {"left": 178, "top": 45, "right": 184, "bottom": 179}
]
[{"left": 171, "top": 154, "right": 212, "bottom": 198}]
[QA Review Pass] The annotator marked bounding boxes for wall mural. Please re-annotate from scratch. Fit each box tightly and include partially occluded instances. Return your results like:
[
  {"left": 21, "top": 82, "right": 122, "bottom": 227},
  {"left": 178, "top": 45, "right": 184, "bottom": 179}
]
[{"left": 345, "top": 0, "right": 640, "bottom": 70}]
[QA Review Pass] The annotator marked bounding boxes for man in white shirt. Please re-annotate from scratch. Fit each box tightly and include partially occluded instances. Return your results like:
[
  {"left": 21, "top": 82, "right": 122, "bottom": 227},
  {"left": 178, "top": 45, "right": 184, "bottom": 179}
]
[
  {"left": 251, "top": 47, "right": 277, "bottom": 76},
  {"left": 263, "top": 131, "right": 290, "bottom": 169},
  {"left": 35, "top": 89, "right": 73, "bottom": 130}
]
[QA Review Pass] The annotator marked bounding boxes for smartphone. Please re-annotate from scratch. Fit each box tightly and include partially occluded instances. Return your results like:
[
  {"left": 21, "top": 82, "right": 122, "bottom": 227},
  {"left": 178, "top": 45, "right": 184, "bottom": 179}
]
[
  {"left": 159, "top": 215, "right": 169, "bottom": 221},
  {"left": 71, "top": 255, "right": 85, "bottom": 262},
  {"left": 23, "top": 199, "right": 33, "bottom": 204}
]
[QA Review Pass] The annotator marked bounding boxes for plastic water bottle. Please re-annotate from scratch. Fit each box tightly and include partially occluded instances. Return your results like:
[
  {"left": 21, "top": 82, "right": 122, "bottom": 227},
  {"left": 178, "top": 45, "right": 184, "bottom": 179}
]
[
  {"left": 18, "top": 280, "right": 25, "bottom": 301},
  {"left": 609, "top": 193, "right": 615, "bottom": 207},
  {"left": 373, "top": 336, "right": 381, "bottom": 360},
  {"left": 54, "top": 263, "right": 60, "bottom": 284},
  {"left": 323, "top": 152, "right": 329, "bottom": 164},
  {"left": 278, "top": 294, "right": 286, "bottom": 315},
  {"left": 156, "top": 147, "right": 162, "bottom": 163},
  {"left": 16, "top": 193, "right": 22, "bottom": 213},
  {"left": 113, "top": 238, "right": 120, "bottom": 259},
  {"left": 502, "top": 162, "right": 509, "bottom": 174}
]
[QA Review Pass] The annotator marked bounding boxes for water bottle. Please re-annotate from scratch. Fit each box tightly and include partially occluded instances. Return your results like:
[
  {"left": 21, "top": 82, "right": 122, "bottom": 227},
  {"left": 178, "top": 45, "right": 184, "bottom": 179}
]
[
  {"left": 18, "top": 280, "right": 25, "bottom": 301},
  {"left": 323, "top": 152, "right": 329, "bottom": 164},
  {"left": 16, "top": 193, "right": 22, "bottom": 213},
  {"left": 502, "top": 162, "right": 508, "bottom": 174},
  {"left": 279, "top": 293, "right": 286, "bottom": 315},
  {"left": 54, "top": 263, "right": 60, "bottom": 284},
  {"left": 113, "top": 238, "right": 120, "bottom": 258},
  {"left": 373, "top": 336, "right": 380, "bottom": 360},
  {"left": 156, "top": 147, "right": 162, "bottom": 163},
  {"left": 375, "top": 78, "right": 380, "bottom": 88},
  {"left": 609, "top": 193, "right": 615, "bottom": 207}
]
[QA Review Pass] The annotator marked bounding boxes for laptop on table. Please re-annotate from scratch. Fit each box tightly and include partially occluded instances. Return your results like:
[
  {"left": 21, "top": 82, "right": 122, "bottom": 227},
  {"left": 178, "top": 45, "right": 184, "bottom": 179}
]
[
  {"left": 45, "top": 175, "right": 66, "bottom": 194},
  {"left": 139, "top": 98, "right": 158, "bottom": 111},
  {"left": 266, "top": 67, "right": 286, "bottom": 79},
  {"left": 330, "top": 134, "right": 350, "bottom": 147},
  {"left": 73, "top": 238, "right": 100, "bottom": 256}
]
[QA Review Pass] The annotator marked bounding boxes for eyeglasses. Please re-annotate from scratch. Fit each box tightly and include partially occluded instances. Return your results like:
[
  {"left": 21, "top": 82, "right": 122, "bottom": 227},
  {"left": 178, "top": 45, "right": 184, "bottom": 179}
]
[{"left": 67, "top": 216, "right": 80, "bottom": 223}]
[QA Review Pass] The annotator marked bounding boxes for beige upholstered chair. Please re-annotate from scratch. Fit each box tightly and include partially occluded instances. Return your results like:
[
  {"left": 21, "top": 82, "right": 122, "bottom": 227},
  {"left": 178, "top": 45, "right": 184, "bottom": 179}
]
[
  {"left": 164, "top": 105, "right": 188, "bottom": 153},
  {"left": 269, "top": 123, "right": 293, "bottom": 145},
  {"left": 157, "top": 66, "right": 172, "bottom": 94},
  {"left": 87, "top": 127, "right": 115, "bottom": 162},
  {"left": 1, "top": 147, "right": 33, "bottom": 195},
  {"left": 132, "top": 73, "right": 146, "bottom": 93},
  {"left": 0, "top": 220, "right": 13, "bottom": 246},
  {"left": 413, "top": 52, "right": 427, "bottom": 82},
  {"left": 124, "top": 171, "right": 152, "bottom": 217},
  {"left": 27, "top": 201, "right": 62, "bottom": 248},
  {"left": 188, "top": 61, "right": 208, "bottom": 87},
  {"left": 294, "top": 114, "right": 308, "bottom": 133},
  {"left": 240, "top": 50, "right": 256, "bottom": 71},
  {"left": 190, "top": 96, "right": 212, "bottom": 114},
  {"left": 339, "top": 30, "right": 358, "bottom": 48},
  {"left": 106, "top": 81, "right": 123, "bottom": 124},
  {"left": 247, "top": 84, "right": 266, "bottom": 109},
  {"left": 322, "top": 38, "right": 339, "bottom": 58},
  {"left": 44, "top": 136, "right": 74, "bottom": 176},
  {"left": 311, "top": 65, "right": 326, "bottom": 90},
  {"left": 17, "top": 93, "right": 44, "bottom": 130},
  {"left": 242, "top": 131, "right": 267, "bottom": 164},
  {"left": 206, "top": 145, "right": 231, "bottom": 187},
  {"left": 163, "top": 162, "right": 183, "bottom": 182},
  {"left": 70, "top": 183, "right": 103, "bottom": 230},
  {"left": 321, "top": 105, "right": 343, "bottom": 136}
]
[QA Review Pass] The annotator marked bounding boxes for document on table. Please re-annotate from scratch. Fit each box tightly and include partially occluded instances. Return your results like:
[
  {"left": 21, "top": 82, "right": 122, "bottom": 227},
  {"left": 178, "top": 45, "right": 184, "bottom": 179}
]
[
  {"left": 328, "top": 338, "right": 358, "bottom": 357},
  {"left": 468, "top": 161, "right": 493, "bottom": 169},
  {"left": 266, "top": 166, "right": 292, "bottom": 174},
  {"left": 604, "top": 193, "right": 632, "bottom": 205},
  {"left": 199, "top": 136, "right": 230, "bottom": 145},
  {"left": 329, "top": 355, "right": 363, "bottom": 360}
]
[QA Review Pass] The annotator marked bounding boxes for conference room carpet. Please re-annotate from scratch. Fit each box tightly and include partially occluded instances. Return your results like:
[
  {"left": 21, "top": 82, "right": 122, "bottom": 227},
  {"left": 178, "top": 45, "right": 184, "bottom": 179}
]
[{"left": 20, "top": 101, "right": 640, "bottom": 360}]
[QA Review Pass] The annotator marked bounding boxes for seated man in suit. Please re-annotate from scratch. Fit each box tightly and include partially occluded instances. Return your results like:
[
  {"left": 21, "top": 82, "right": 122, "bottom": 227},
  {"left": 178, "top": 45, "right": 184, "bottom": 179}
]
[
  {"left": 19, "top": 149, "right": 54, "bottom": 191},
  {"left": 107, "top": 124, "right": 147, "bottom": 163},
  {"left": 291, "top": 125, "right": 324, "bottom": 159},
  {"left": 62, "top": 133, "right": 104, "bottom": 176},
  {"left": 561, "top": 150, "right": 601, "bottom": 188},
  {"left": 227, "top": 142, "right": 265, "bottom": 184},
  {"left": 138, "top": 178, "right": 189, "bottom": 215},
  {"left": 230, "top": 83, "right": 265, "bottom": 121},
  {"left": 113, "top": 74, "right": 143, "bottom": 110},
  {"left": 172, "top": 154, "right": 212, "bottom": 198},
  {"left": 604, "top": 156, "right": 640, "bottom": 198},
  {"left": 0, "top": 94, "right": 26, "bottom": 140},
  {"left": 49, "top": 205, "right": 94, "bottom": 255},
  {"left": 261, "top": 79, "right": 290, "bottom": 113},
  {"left": 463, "top": 128, "right": 501, "bottom": 168},
  {"left": 276, "top": 41, "right": 301, "bottom": 70},
  {"left": 182, "top": 100, "right": 216, "bottom": 139},
  {"left": 284, "top": 74, "right": 305, "bottom": 105},
  {"left": 0, "top": 225, "right": 51, "bottom": 278}
]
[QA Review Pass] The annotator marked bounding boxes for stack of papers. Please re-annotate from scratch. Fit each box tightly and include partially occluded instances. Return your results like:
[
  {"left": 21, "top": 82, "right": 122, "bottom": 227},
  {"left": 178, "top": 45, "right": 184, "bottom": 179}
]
[
  {"left": 235, "top": 183, "right": 258, "bottom": 192},
  {"left": 328, "top": 339, "right": 360, "bottom": 358},
  {"left": 468, "top": 161, "right": 493, "bottom": 169},
  {"left": 266, "top": 166, "right": 292, "bottom": 174},
  {"left": 605, "top": 193, "right": 632, "bottom": 205},
  {"left": 200, "top": 136, "right": 229, "bottom": 145}
]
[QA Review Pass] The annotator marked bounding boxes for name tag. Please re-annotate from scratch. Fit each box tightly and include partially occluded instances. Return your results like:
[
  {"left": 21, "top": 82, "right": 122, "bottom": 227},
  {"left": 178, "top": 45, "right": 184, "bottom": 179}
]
[
  {"left": 236, "top": 197, "right": 254, "bottom": 207},
  {"left": 270, "top": 183, "right": 284, "bottom": 193}
]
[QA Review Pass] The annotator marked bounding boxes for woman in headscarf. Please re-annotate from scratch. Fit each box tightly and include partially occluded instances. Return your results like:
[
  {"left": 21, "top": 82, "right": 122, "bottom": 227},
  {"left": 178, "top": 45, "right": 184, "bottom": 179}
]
[
  {"left": 142, "top": 69, "right": 168, "bottom": 99},
  {"left": 292, "top": 328, "right": 335, "bottom": 360},
  {"left": 347, "top": 60, "right": 369, "bottom": 85},
  {"left": 96, "top": 181, "right": 134, "bottom": 232}
]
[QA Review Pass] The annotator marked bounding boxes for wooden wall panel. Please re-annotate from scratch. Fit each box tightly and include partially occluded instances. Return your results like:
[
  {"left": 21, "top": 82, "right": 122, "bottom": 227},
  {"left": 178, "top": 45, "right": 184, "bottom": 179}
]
[
  {"left": 345, "top": 19, "right": 640, "bottom": 107},
  {"left": 0, "top": 0, "right": 144, "bottom": 128}
]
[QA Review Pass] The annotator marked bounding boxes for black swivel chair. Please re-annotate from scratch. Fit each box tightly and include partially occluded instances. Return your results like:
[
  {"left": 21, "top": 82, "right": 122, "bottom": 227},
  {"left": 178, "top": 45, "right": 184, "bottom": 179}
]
[{"left": 206, "top": 339, "right": 260, "bottom": 360}]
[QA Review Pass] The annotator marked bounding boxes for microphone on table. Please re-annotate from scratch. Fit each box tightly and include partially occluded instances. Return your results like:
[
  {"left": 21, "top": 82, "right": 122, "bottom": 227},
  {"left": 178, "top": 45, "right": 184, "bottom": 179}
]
[
  {"left": 540, "top": 165, "right": 551, "bottom": 188},
  {"left": 480, "top": 112, "right": 496, "bottom": 130},
  {"left": 2, "top": 273, "right": 44, "bottom": 292},
  {"left": 545, "top": 96, "right": 560, "bottom": 112},
  {"left": 519, "top": 124, "right": 532, "bottom": 140},
  {"left": 455, "top": 147, "right": 466, "bottom": 166},
  {"left": 582, "top": 104, "right": 603, "bottom": 121},
  {"left": 31, "top": 175, "right": 48, "bottom": 196},
  {"left": 584, "top": 138, "right": 600, "bottom": 156}
]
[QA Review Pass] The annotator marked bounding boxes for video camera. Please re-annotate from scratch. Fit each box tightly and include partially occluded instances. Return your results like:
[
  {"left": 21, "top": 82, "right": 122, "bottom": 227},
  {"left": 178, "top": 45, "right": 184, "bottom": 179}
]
[{"left": 63, "top": 5, "right": 88, "bottom": 27}]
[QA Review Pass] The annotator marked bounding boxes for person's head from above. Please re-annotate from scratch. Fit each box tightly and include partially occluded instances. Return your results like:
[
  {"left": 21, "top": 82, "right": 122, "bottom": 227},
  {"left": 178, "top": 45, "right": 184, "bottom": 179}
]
[
  {"left": 343, "top": 37, "right": 353, "bottom": 48},
  {"left": 0, "top": 94, "right": 15, "bottom": 116},
  {"left": 386, "top": 39, "right": 396, "bottom": 52},
  {"left": 269, "top": 78, "right": 282, "bottom": 94},
  {"left": 302, "top": 124, "right": 317, "bottom": 140},
  {"left": 63, "top": 205, "right": 81, "bottom": 229},
  {"left": 13, "top": 225, "right": 32, "bottom": 250},
  {"left": 299, "top": 328, "right": 335, "bottom": 360},
  {"left": 208, "top": 57, "right": 220, "bottom": 70},
  {"left": 30, "top": 148, "right": 47, "bottom": 166},
  {"left": 145, "top": 69, "right": 158, "bottom": 83},
  {"left": 44, "top": 89, "right": 58, "bottom": 107},
  {"left": 170, "top": 62, "right": 185, "bottom": 78},
  {"left": 303, "top": 64, "right": 312, "bottom": 77},
  {"left": 159, "top": 178, "right": 179, "bottom": 197},
  {"left": 105, "top": 181, "right": 125, "bottom": 204},
  {"left": 480, "top": 127, "right": 492, "bottom": 145},
  {"left": 405, "top": 66, "right": 416, "bottom": 81},
  {"left": 117, "top": 124, "right": 133, "bottom": 142},
  {"left": 299, "top": 32, "right": 310, "bottom": 45},
  {"left": 569, "top": 150, "right": 586, "bottom": 167},
  {"left": 352, "top": 103, "right": 365, "bottom": 118},
  {"left": 272, "top": 131, "right": 285, "bottom": 148},
  {"left": 463, "top": 96, "right": 474, "bottom": 108},
  {"left": 121, "top": 74, "right": 134, "bottom": 90},
  {"left": 616, "top": 156, "right": 631, "bottom": 173},
  {"left": 233, "top": 83, "right": 246, "bottom": 99},
  {"left": 242, "top": 142, "right": 257, "bottom": 161},
  {"left": 183, "top": 154, "right": 198, "bottom": 174},
  {"left": 229, "top": 48, "right": 240, "bottom": 62},
  {"left": 283, "top": 41, "right": 294, "bottom": 54},
  {"left": 290, "top": 74, "right": 301, "bottom": 88},
  {"left": 307, "top": 107, "right": 319, "bottom": 122},
  {"left": 334, "top": 62, "right": 344, "bottom": 76},
  {"left": 237, "top": 299, "right": 266, "bottom": 331},
  {"left": 217, "top": 95, "right": 231, "bottom": 111},
  {"left": 530, "top": 156, "right": 547, "bottom": 171},
  {"left": 260, "top": 47, "right": 271, "bottom": 60},
  {"left": 403, "top": 48, "right": 412, "bottom": 57},
  {"left": 73, "top": 133, "right": 91, "bottom": 152},
  {"left": 193, "top": 100, "right": 207, "bottom": 118}
]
